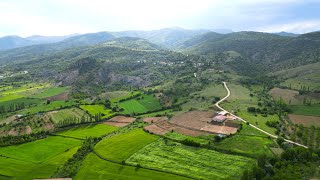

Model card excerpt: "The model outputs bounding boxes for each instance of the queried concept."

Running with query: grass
[31,87,68,99]
[118,94,162,114]
[289,104,320,117]
[0,94,25,103]
[56,124,118,139]
[19,100,76,115]
[164,132,211,145]
[0,146,79,180]
[0,97,43,109]
[80,104,114,119]
[137,109,173,118]
[126,139,256,179]
[75,153,190,180]
[95,128,158,162]
[0,136,81,163]
[48,107,89,124]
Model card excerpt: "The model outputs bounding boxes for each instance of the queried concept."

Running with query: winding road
[215,82,308,149]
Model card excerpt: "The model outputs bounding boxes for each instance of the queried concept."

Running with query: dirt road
[215,82,308,149]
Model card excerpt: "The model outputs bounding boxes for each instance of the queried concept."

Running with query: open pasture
[31,87,68,99]
[19,100,76,115]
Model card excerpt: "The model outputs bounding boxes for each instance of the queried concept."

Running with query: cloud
[0,0,319,36]
[257,20,320,33]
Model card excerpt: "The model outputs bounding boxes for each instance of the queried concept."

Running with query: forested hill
[178,31,320,72]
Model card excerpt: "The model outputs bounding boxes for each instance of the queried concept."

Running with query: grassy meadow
[80,104,114,118]
[56,124,118,139]
[48,108,89,124]
[118,94,162,114]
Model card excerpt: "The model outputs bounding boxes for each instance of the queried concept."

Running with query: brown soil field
[289,114,320,127]
[104,122,129,127]
[200,125,237,135]
[269,87,301,105]
[143,117,168,124]
[144,124,170,135]
[47,92,69,101]
[170,111,214,129]
[109,116,136,123]
[170,110,238,135]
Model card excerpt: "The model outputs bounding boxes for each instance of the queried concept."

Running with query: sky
[0,0,320,37]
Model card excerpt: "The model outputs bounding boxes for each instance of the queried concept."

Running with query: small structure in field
[16,114,23,118]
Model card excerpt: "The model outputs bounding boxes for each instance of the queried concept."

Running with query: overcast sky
[0,0,319,37]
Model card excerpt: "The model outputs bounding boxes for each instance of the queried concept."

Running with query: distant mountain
[0,36,34,51]
[25,34,77,44]
[111,28,210,48]
[181,31,320,74]
[0,34,78,51]
[0,32,115,65]
[274,31,300,37]
[101,37,162,50]
[212,29,233,34]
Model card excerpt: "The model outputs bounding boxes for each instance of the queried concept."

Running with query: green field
[126,139,255,179]
[56,124,118,139]
[100,91,141,103]
[19,100,76,115]
[0,136,81,163]
[0,146,78,180]
[48,107,89,124]
[0,93,25,103]
[289,104,320,117]
[0,97,43,109]
[31,87,68,99]
[118,94,162,114]
[75,153,190,180]
[80,104,114,118]
[164,132,211,145]
[95,129,158,162]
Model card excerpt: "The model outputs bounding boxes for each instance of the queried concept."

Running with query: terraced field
[48,108,89,124]
[80,105,114,119]
[126,139,256,179]
[56,124,118,139]
[94,129,158,162]
[75,153,190,180]
[19,100,76,115]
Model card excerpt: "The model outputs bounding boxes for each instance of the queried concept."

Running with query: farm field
[118,94,162,114]
[0,146,79,180]
[19,100,76,115]
[75,153,190,180]
[0,136,81,163]
[289,104,320,117]
[56,124,118,139]
[100,91,141,103]
[0,97,43,111]
[94,129,158,162]
[48,107,89,124]
[80,104,114,119]
[289,114,320,127]
[126,139,256,179]
[31,86,68,99]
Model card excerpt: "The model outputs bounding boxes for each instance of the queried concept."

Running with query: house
[209,115,227,125]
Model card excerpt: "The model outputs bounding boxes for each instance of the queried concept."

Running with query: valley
[0,28,319,180]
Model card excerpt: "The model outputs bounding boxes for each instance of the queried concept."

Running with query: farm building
[210,115,227,125]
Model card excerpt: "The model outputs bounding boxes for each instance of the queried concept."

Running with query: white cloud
[257,20,320,33]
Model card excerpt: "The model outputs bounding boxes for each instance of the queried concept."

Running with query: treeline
[0,102,26,114]
[52,137,101,178]
[56,113,105,128]
[0,131,49,147]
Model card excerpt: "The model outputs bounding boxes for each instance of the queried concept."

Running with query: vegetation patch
[48,108,89,124]
[118,94,162,115]
[31,87,68,99]
[289,104,320,117]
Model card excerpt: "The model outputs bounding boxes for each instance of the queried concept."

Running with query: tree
[247,107,256,113]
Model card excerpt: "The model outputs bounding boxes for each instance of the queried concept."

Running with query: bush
[247,107,256,113]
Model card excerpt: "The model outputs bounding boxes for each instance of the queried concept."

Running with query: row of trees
[56,113,104,128]
[0,131,49,147]
[0,102,26,114]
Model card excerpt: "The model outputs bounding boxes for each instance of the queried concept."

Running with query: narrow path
[215,82,308,149]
